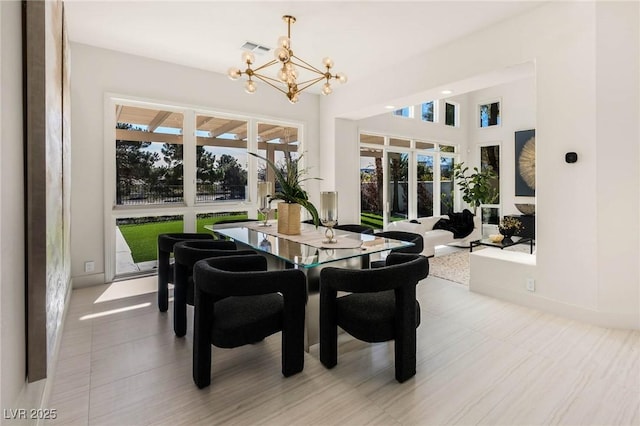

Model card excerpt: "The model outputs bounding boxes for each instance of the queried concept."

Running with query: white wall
[70,43,321,284]
[466,77,536,217]
[594,1,640,323]
[1,0,27,410]
[321,2,639,328]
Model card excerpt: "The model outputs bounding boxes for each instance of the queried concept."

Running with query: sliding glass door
[359,133,459,229]
[387,150,409,222]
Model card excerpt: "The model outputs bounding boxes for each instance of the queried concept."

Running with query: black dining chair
[333,224,375,235]
[370,230,424,268]
[319,253,429,383]
[157,233,214,312]
[192,254,307,388]
[172,240,255,337]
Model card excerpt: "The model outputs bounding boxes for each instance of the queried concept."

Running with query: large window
[108,99,304,280]
[387,151,409,221]
[195,115,248,203]
[440,156,456,215]
[115,106,184,205]
[359,133,459,228]
[479,144,501,235]
[417,152,434,217]
[360,146,384,229]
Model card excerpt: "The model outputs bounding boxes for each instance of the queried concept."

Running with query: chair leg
[157,250,170,312]
[173,284,187,337]
[281,296,305,377]
[173,264,187,337]
[193,292,213,389]
[319,289,338,369]
[394,326,417,383]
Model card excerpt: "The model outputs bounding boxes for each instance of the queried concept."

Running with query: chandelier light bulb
[274,47,290,62]
[244,80,257,94]
[227,67,241,80]
[322,57,334,69]
[241,51,255,65]
[278,67,288,82]
[228,15,346,103]
[277,35,290,49]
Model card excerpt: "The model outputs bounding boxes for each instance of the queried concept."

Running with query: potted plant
[250,151,320,234]
[498,216,523,239]
[452,163,499,215]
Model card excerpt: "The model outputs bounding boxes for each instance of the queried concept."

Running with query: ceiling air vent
[241,41,271,54]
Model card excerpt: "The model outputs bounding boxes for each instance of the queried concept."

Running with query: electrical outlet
[526,278,535,292]
[84,261,95,273]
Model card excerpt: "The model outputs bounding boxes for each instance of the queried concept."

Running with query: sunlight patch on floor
[94,275,158,303]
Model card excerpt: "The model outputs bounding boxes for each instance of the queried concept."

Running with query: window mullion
[182,110,196,231]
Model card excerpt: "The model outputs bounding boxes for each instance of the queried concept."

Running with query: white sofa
[385,215,481,257]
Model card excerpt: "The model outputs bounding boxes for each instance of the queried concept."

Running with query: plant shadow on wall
[452,163,499,215]
[250,152,320,232]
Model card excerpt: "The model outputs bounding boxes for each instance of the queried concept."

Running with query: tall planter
[278,202,301,235]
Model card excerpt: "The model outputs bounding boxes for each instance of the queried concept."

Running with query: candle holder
[320,191,338,243]
[257,182,272,227]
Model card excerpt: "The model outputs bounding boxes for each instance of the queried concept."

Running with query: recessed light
[441,90,453,95]
[385,105,395,109]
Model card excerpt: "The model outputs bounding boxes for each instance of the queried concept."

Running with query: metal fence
[116,183,246,205]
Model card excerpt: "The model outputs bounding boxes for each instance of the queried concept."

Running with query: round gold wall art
[518,136,536,190]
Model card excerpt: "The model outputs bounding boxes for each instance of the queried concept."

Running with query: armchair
[370,230,424,268]
[157,233,214,312]
[319,253,429,382]
[192,254,307,388]
[172,240,254,337]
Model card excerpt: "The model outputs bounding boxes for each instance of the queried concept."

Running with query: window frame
[104,94,305,281]
[358,131,460,228]
[420,101,437,123]
[478,98,502,129]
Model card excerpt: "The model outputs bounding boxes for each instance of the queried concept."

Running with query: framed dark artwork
[515,129,535,196]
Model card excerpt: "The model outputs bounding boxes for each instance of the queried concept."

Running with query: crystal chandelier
[227,15,347,104]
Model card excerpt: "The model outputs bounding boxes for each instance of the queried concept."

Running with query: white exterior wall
[70,43,321,285]
[321,2,639,328]
[1,0,27,411]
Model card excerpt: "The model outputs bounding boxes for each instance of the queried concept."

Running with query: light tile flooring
[49,275,639,425]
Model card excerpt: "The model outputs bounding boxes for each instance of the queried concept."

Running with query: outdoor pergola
[115,104,298,184]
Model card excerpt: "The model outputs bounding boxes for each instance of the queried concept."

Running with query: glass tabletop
[471,236,532,249]
[205,222,414,268]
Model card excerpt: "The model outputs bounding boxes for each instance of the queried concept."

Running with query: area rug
[429,244,532,286]
[429,250,472,286]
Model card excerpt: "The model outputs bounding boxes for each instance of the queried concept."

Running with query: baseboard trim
[72,272,106,288]
[471,282,639,330]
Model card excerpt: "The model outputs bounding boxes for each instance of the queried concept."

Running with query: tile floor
[48,273,639,425]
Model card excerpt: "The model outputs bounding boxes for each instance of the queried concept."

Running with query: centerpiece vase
[277,202,301,235]
[499,226,515,239]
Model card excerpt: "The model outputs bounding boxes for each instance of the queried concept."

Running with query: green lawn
[360,213,410,229]
[120,212,390,263]
[118,213,248,263]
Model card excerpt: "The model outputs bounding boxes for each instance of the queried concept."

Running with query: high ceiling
[64,1,545,95]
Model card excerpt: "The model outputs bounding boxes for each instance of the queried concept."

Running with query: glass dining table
[204,221,414,349]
